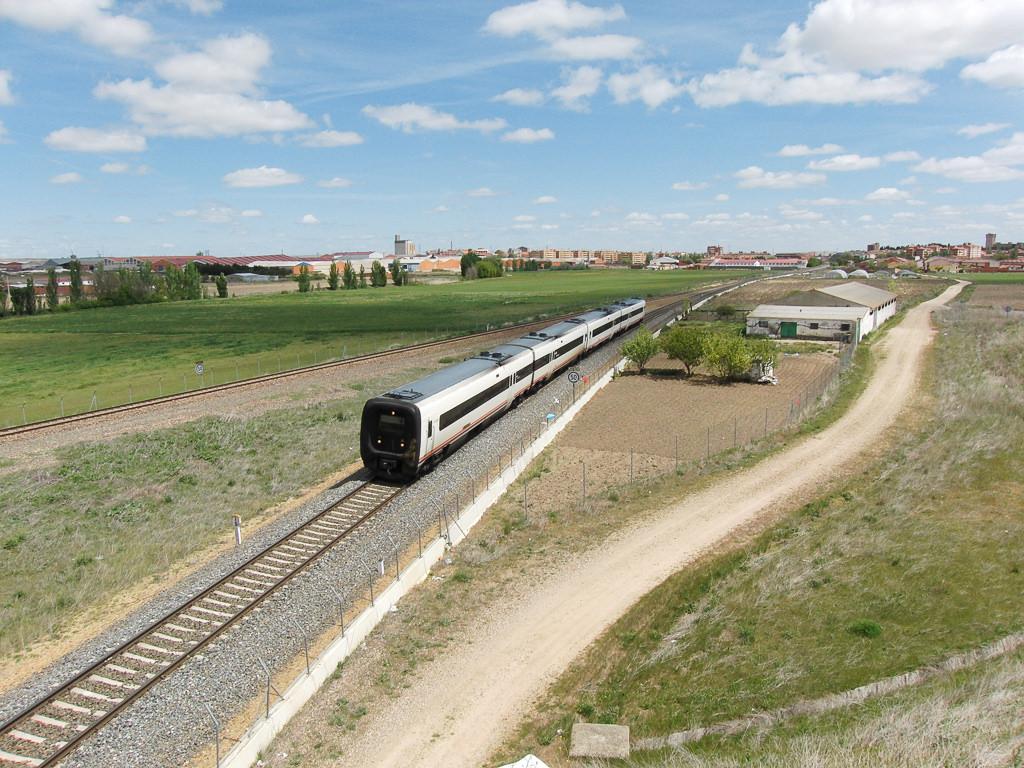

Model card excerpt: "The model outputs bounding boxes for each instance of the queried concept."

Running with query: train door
[425,417,435,458]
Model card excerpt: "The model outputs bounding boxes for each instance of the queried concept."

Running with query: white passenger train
[360,298,646,479]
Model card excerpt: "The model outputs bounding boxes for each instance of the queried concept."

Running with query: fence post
[289,617,310,675]
[203,702,221,768]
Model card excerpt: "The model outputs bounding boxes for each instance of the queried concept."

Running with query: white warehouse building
[746,282,898,342]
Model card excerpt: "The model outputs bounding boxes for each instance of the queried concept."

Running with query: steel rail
[0,481,401,767]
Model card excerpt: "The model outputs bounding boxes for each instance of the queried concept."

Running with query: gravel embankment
[0,316,654,768]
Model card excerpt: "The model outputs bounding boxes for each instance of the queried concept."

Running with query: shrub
[621,327,659,373]
[704,331,753,381]
[328,261,340,290]
[214,273,228,298]
[660,325,708,376]
[848,619,882,638]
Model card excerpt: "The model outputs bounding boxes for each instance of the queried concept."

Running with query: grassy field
[0,381,386,659]
[0,270,740,426]
[503,304,1024,761]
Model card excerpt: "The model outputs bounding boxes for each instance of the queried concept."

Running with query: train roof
[383,357,498,402]
[523,319,587,341]
[573,307,618,323]
[613,297,645,308]
[473,343,534,365]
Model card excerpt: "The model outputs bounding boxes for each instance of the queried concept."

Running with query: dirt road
[292,282,965,768]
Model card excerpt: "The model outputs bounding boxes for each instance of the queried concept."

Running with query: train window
[379,413,405,432]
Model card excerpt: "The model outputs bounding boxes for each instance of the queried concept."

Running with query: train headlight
[376,438,382,445]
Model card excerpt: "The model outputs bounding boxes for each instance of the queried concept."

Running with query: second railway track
[0,481,401,768]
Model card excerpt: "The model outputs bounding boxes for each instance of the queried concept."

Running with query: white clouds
[688,67,929,108]
[540,223,559,230]
[534,195,558,204]
[91,33,311,139]
[608,66,683,108]
[915,132,1024,183]
[714,193,730,202]
[779,205,823,221]
[0,69,12,105]
[551,65,602,111]
[625,211,659,225]
[865,187,911,202]
[493,88,545,106]
[240,209,263,217]
[468,187,497,197]
[484,0,625,39]
[318,177,353,189]
[807,153,881,172]
[550,34,642,60]
[514,214,536,222]
[734,166,826,189]
[786,0,1024,73]
[684,0,1024,108]
[0,0,153,56]
[662,212,689,220]
[671,181,708,191]
[777,143,842,157]
[501,127,555,143]
[883,150,922,163]
[45,126,146,152]
[50,172,83,185]
[300,130,364,147]
[961,45,1024,89]
[95,79,312,138]
[174,0,223,14]
[156,34,270,93]
[223,165,303,188]
[100,161,148,174]
[362,103,505,133]
[804,197,845,206]
[174,208,198,217]
[300,213,319,225]
[958,122,1010,139]
[432,205,449,213]
[113,214,132,223]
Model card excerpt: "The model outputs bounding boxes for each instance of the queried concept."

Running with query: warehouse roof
[816,282,895,309]
[747,304,870,321]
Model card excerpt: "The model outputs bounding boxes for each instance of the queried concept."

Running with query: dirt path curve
[332,282,965,768]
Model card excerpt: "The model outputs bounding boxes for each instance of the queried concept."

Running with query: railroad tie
[0,747,44,766]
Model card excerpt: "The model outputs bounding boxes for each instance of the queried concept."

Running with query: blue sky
[1,0,1022,258]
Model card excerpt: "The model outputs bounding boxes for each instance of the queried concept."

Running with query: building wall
[746,316,865,342]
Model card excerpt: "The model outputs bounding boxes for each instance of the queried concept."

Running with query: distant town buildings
[393,235,416,257]
[986,233,997,251]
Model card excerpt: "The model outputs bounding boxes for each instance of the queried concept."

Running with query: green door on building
[780,322,798,338]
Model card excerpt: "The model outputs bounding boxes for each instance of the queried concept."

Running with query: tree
[328,261,340,290]
[342,261,357,289]
[24,276,36,315]
[704,332,753,381]
[370,260,388,287]
[358,264,367,288]
[46,268,59,311]
[297,265,312,293]
[215,272,228,298]
[660,325,708,377]
[621,327,659,373]
[460,251,481,277]
[183,262,202,300]
[475,258,504,279]
[68,259,83,303]
[389,258,406,286]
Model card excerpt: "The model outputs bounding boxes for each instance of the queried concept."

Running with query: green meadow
[0,270,742,426]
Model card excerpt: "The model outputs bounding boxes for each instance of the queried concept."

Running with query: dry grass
[501,306,1024,762]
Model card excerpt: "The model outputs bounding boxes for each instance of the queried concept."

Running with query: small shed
[746,304,871,342]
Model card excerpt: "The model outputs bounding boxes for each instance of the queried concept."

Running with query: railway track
[0,292,696,441]
[0,481,401,767]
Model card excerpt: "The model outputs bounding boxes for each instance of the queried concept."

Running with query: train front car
[360,396,422,480]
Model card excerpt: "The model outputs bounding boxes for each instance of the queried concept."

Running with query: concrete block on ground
[569,722,630,759]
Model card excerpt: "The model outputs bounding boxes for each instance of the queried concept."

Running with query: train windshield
[378,412,406,432]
